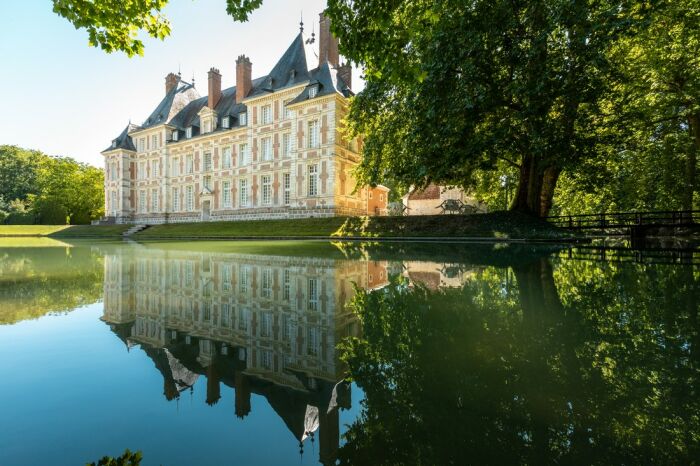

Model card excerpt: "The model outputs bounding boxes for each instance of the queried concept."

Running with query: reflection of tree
[339,259,700,465]
[0,246,103,324]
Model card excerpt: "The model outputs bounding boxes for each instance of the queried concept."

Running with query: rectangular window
[307,327,320,356]
[282,133,291,157]
[283,173,291,206]
[284,102,294,120]
[203,175,212,191]
[261,350,272,369]
[186,154,194,174]
[110,190,117,212]
[138,138,145,152]
[172,130,179,141]
[172,187,179,212]
[203,120,211,134]
[151,188,159,212]
[151,134,158,149]
[203,152,212,172]
[239,179,249,207]
[185,185,194,211]
[186,127,192,139]
[110,162,117,181]
[261,105,272,124]
[222,264,232,292]
[222,147,232,169]
[283,269,291,301]
[239,112,247,126]
[239,144,249,166]
[221,303,231,327]
[261,137,272,161]
[239,266,250,293]
[308,120,319,148]
[261,175,272,205]
[261,312,272,338]
[139,190,146,213]
[308,86,318,99]
[222,180,231,207]
[138,161,146,180]
[151,159,159,179]
[222,116,230,129]
[172,158,179,177]
[261,269,272,299]
[308,278,319,311]
[308,165,318,197]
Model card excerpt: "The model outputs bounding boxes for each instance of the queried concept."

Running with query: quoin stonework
[101,13,389,225]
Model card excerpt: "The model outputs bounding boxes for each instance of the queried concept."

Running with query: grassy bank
[0,212,575,241]
[0,225,131,237]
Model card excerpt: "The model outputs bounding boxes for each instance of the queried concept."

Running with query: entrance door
[202,200,211,221]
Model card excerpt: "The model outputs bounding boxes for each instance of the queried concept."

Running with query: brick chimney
[236,55,252,103]
[208,67,222,109]
[165,72,180,94]
[319,11,339,67]
[337,62,352,90]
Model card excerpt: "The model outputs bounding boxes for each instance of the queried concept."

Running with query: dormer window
[172,130,179,141]
[112,140,117,148]
[239,112,247,126]
[309,86,318,98]
[186,127,192,139]
[222,116,230,129]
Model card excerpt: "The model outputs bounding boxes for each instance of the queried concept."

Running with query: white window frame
[172,130,179,141]
[151,188,159,212]
[151,134,158,149]
[151,159,159,179]
[239,179,249,207]
[261,137,272,161]
[171,158,179,177]
[261,175,272,205]
[222,116,230,129]
[222,147,232,169]
[172,187,180,212]
[308,86,318,99]
[239,143,249,166]
[282,133,291,157]
[283,173,291,206]
[186,127,192,139]
[138,161,146,180]
[284,101,294,120]
[222,180,231,208]
[308,120,319,148]
[185,185,194,211]
[186,154,194,174]
[139,190,146,213]
[239,113,247,126]
[261,105,272,125]
[308,164,318,197]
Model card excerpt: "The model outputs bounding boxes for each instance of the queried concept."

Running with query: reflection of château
[101,245,388,465]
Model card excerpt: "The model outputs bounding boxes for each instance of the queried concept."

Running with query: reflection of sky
[0,304,360,466]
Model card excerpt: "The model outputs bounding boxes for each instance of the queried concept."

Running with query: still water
[0,238,698,465]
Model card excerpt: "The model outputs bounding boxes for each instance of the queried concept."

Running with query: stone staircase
[123,224,150,237]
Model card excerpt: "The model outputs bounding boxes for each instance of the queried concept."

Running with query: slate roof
[102,123,139,153]
[105,30,352,148]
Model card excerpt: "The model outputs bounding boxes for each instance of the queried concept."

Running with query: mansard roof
[106,30,352,146]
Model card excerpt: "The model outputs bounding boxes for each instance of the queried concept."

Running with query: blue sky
[0,0,359,166]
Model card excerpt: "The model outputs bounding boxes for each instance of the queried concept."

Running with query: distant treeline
[0,145,104,225]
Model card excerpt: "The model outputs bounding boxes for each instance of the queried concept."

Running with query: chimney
[319,11,339,67]
[208,67,222,109]
[236,55,252,103]
[337,62,352,90]
[165,72,180,94]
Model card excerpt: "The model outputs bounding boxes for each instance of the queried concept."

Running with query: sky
[0,0,361,167]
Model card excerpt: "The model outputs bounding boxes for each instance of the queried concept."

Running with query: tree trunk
[686,113,699,212]
[510,155,559,217]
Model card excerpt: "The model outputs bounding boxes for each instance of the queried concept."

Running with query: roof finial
[299,12,304,33]
[305,21,316,44]
[192,71,195,87]
[178,63,181,77]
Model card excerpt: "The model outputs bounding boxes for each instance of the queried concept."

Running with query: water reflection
[101,244,389,464]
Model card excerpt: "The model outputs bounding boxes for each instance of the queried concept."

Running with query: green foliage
[87,449,142,466]
[0,146,104,225]
[338,258,700,464]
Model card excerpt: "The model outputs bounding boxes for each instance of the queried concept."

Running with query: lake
[0,239,698,465]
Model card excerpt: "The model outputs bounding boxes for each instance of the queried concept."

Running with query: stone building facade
[101,13,388,225]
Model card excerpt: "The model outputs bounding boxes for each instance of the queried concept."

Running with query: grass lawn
[0,224,131,237]
[135,211,573,240]
[0,212,575,241]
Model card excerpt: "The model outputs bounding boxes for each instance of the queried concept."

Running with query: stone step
[123,224,150,236]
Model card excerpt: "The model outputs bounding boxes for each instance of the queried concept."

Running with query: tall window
[282,133,291,157]
[151,188,159,212]
[151,134,158,149]
[222,180,231,207]
[203,152,212,172]
[308,120,319,148]
[261,313,272,338]
[283,269,291,301]
[261,105,272,124]
[222,147,232,169]
[186,154,194,174]
[239,144,249,166]
[239,179,249,207]
[308,86,318,99]
[283,173,291,206]
[110,162,117,181]
[138,138,145,152]
[185,185,194,211]
[239,112,247,126]
[185,127,192,139]
[308,165,318,196]
[261,175,272,205]
[172,158,179,177]
[151,159,159,178]
[308,278,319,311]
[172,187,179,212]
[138,161,146,180]
[110,190,117,212]
[261,269,272,299]
[261,137,272,161]
[203,175,212,191]
[284,101,294,120]
[139,190,146,212]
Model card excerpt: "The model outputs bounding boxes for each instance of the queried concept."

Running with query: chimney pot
[165,72,180,95]
[208,67,222,109]
[337,62,352,91]
[319,11,339,67]
[236,55,253,103]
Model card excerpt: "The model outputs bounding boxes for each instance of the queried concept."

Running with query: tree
[0,145,43,203]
